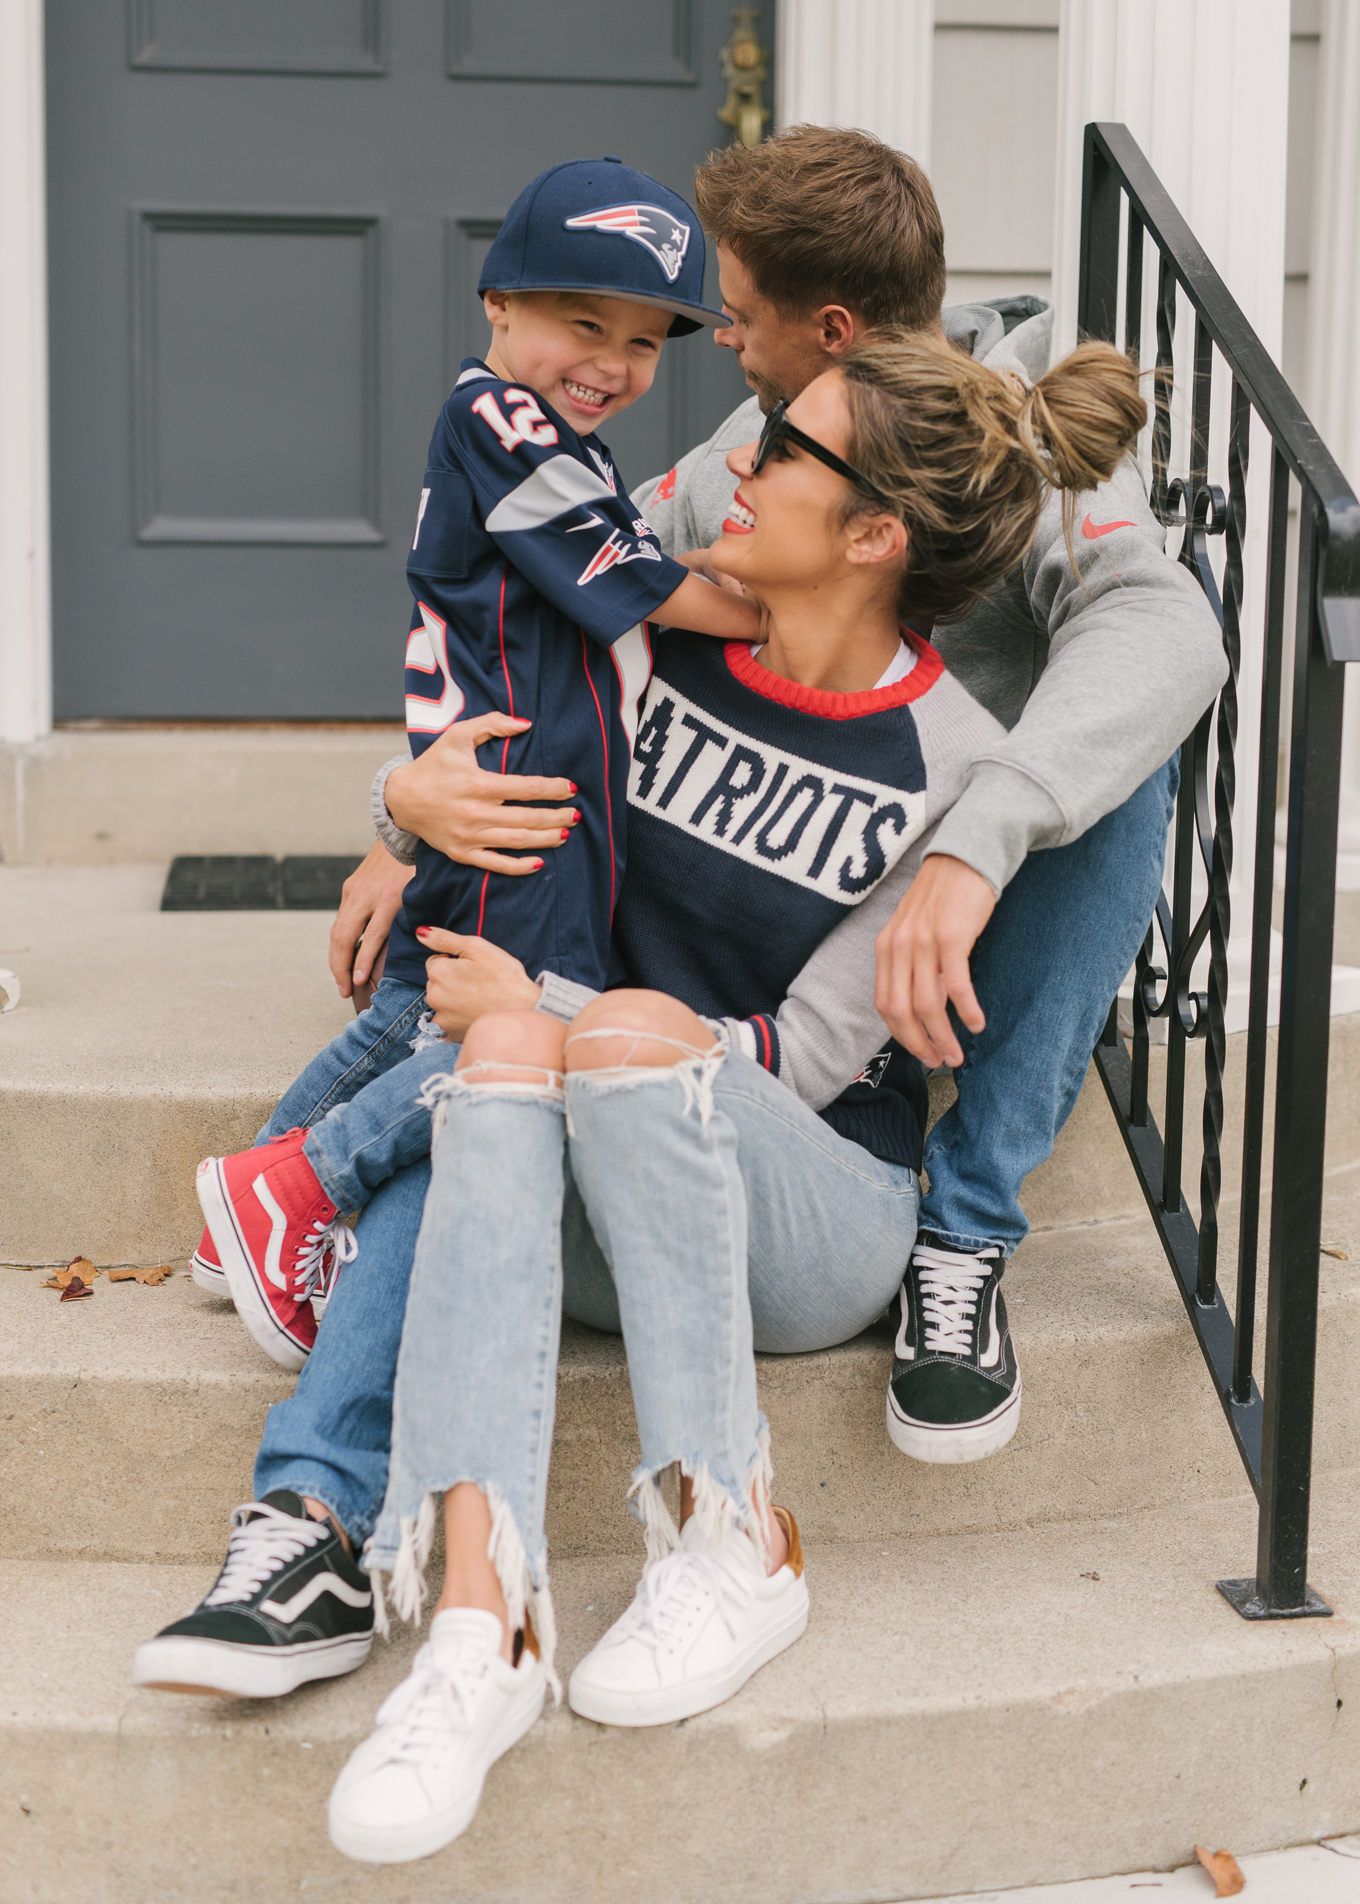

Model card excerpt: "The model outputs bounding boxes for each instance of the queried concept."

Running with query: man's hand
[419,928,542,1041]
[330,841,416,1005]
[385,713,578,872]
[874,855,997,1068]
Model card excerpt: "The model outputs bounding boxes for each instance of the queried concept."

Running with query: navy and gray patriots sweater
[612,631,1007,1172]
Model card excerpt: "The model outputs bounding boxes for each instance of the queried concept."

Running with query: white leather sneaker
[568,1505,808,1728]
[328,1607,545,1865]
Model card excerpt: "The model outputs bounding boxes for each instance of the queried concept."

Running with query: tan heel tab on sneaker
[771,1506,804,1577]
[519,1611,541,1661]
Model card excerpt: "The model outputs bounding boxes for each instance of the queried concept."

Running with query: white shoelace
[204,1500,327,1606]
[912,1244,995,1356]
[620,1545,757,1652]
[291,1217,359,1301]
[373,1650,488,1765]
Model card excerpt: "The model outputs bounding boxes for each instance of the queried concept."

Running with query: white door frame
[0,0,50,747]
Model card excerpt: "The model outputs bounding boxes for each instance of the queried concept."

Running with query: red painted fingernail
[560,828,571,841]
[416,926,431,938]
[531,858,544,870]
[571,809,581,824]
[568,782,578,794]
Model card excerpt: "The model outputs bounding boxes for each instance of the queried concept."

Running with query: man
[133,127,1223,1705]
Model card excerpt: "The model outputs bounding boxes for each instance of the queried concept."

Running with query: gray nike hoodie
[633,296,1227,896]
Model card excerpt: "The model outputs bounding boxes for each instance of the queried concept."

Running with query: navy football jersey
[384,359,688,991]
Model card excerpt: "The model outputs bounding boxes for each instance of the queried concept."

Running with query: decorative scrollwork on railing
[1195,386,1250,1303]
[1151,252,1178,524]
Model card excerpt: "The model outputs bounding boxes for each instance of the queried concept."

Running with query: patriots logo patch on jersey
[852,1049,892,1090]
[577,528,663,585]
[564,204,692,284]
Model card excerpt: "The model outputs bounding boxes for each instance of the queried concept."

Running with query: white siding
[931,4,1060,309]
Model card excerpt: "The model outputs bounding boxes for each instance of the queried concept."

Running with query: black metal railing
[1079,122,1360,1618]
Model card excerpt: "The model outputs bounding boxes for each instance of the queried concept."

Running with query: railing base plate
[1216,1578,1333,1620]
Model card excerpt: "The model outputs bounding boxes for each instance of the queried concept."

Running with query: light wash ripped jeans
[364,1038,919,1680]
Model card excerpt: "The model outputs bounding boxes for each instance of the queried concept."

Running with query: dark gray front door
[46,1,766,718]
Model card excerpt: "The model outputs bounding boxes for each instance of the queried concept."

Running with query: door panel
[446,0,694,83]
[127,1,385,75]
[134,212,381,543]
[47,0,765,718]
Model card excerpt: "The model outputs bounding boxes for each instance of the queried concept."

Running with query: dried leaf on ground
[1321,1244,1349,1260]
[1194,1844,1246,1895]
[42,1257,100,1290]
[58,1277,94,1302]
[107,1264,174,1286]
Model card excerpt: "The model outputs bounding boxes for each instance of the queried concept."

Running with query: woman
[326,334,1146,1865]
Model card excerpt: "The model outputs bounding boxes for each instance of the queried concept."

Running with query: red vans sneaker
[190,1225,228,1294]
[196,1130,355,1371]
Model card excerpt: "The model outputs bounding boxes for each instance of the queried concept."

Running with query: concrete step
[4,1475,1359,1904]
[0,865,355,1265]
[9,1163,1360,1569]
[0,727,405,865]
[6,865,1360,1267]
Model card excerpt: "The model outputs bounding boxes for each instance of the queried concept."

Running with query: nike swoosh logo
[253,1174,289,1291]
[261,1572,372,1623]
[1081,514,1135,539]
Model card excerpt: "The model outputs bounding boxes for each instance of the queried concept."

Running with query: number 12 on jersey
[471,388,560,453]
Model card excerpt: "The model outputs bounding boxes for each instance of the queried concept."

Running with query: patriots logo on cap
[564,204,691,284]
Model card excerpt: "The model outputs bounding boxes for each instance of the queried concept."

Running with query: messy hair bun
[840,333,1147,621]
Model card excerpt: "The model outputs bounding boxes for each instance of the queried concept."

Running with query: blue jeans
[919,755,1179,1255]
[259,976,452,1211]
[259,1048,918,1550]
[256,760,1176,1541]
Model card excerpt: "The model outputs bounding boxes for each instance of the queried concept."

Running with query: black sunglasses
[751,400,893,506]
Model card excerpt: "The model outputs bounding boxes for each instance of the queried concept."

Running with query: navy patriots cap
[478,156,724,337]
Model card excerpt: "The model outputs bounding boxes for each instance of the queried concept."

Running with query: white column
[775,0,933,166]
[1049,3,1334,1033]
[1051,0,1291,362]
[0,0,50,746]
[1306,0,1360,889]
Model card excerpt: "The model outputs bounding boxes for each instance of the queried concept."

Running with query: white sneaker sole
[886,1372,1022,1464]
[196,1158,309,1373]
[568,1575,810,1728]
[190,1249,229,1294]
[132,1629,371,1698]
[328,1670,546,1864]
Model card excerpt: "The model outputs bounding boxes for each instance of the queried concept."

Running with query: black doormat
[161,855,364,912]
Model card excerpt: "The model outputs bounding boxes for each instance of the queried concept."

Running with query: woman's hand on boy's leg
[385,713,579,873]
[419,929,541,1041]
[329,843,415,1001]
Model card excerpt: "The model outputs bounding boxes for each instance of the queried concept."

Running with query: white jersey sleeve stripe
[485,454,618,534]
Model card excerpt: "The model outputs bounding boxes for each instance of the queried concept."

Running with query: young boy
[194,158,759,1371]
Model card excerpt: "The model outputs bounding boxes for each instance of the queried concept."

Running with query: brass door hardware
[718,7,769,147]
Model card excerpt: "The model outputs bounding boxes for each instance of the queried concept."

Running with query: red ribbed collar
[722,626,943,720]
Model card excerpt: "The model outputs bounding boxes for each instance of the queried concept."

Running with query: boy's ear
[483,288,512,326]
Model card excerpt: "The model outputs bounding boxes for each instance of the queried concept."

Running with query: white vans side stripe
[252,1175,289,1292]
[261,1572,372,1623]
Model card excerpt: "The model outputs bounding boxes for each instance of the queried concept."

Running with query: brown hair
[838,336,1148,621]
[694,125,946,331]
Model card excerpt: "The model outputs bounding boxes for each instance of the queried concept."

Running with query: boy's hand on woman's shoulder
[385,713,580,871]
